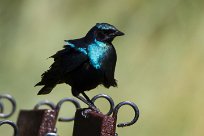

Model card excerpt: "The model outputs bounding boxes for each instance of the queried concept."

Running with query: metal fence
[0,94,139,136]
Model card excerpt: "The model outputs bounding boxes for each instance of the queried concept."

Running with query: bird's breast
[87,41,111,69]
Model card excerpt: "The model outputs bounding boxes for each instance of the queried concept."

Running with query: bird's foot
[76,95,100,113]
[89,104,100,113]
[81,105,100,119]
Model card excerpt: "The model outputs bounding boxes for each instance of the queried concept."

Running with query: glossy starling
[35,23,124,110]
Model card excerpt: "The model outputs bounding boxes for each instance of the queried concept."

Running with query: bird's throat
[88,39,110,69]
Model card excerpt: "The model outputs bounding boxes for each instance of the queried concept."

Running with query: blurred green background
[1,0,204,135]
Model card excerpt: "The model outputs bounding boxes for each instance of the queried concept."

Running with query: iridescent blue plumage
[65,39,111,69]
[65,41,87,55]
[36,23,124,110]
[96,23,117,31]
[88,39,110,69]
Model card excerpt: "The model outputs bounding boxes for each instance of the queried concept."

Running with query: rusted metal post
[17,109,57,136]
[16,98,80,136]
[73,101,140,136]
[73,108,116,136]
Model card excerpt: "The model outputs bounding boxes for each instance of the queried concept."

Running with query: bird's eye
[97,31,105,40]
[104,30,114,35]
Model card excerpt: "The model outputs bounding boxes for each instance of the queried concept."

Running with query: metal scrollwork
[0,120,19,136]
[113,101,139,127]
[56,98,81,122]
[0,94,16,118]
[34,100,56,110]
[91,94,115,116]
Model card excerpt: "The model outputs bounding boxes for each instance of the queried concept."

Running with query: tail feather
[35,82,43,87]
[37,85,55,95]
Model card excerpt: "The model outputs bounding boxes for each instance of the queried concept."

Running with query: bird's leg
[81,92,94,105]
[81,92,100,112]
[76,93,100,112]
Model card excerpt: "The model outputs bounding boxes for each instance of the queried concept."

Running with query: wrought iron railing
[0,93,139,136]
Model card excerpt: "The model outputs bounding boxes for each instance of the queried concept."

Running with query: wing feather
[36,47,88,86]
[101,46,117,88]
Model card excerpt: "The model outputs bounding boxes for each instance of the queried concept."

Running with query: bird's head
[86,23,125,44]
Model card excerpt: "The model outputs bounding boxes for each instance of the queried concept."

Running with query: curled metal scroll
[0,102,4,113]
[113,101,139,127]
[56,98,81,122]
[33,98,81,122]
[91,94,115,116]
[0,94,16,118]
[34,100,56,110]
[0,120,19,136]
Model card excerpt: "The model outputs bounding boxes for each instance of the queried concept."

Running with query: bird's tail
[37,85,55,95]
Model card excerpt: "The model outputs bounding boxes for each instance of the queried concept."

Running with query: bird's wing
[50,45,88,73]
[36,45,88,86]
[101,46,117,87]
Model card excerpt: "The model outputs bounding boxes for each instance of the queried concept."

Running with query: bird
[35,23,124,110]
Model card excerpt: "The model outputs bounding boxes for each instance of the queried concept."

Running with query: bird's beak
[114,30,125,36]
